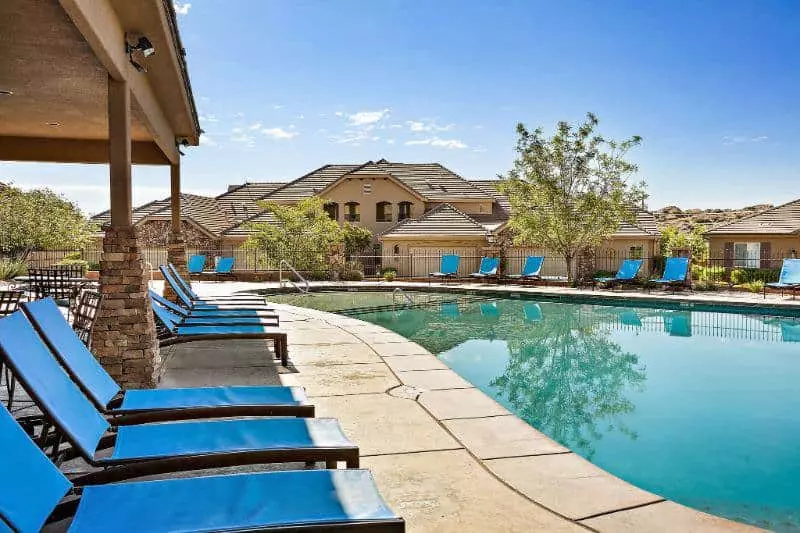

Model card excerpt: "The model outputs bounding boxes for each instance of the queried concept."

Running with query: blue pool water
[270,291,800,531]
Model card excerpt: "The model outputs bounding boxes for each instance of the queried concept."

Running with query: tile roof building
[91,160,661,272]
[705,199,800,267]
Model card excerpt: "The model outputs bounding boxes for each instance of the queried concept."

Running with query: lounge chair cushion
[215,256,235,274]
[173,324,284,337]
[70,469,399,533]
[180,316,279,326]
[23,298,122,407]
[0,403,72,533]
[109,417,351,461]
[118,386,309,412]
[187,255,206,274]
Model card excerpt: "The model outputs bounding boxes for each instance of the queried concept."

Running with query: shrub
[692,265,726,283]
[650,255,666,278]
[693,280,720,291]
[87,261,101,271]
[730,268,780,285]
[305,269,331,281]
[742,280,765,293]
[592,270,615,280]
[0,259,27,281]
[339,269,364,281]
[384,270,396,282]
[56,257,88,275]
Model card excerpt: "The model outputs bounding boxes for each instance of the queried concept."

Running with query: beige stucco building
[705,199,800,268]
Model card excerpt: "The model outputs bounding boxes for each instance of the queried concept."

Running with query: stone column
[92,225,161,388]
[91,76,161,388]
[576,247,597,285]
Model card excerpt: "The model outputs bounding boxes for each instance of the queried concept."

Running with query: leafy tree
[0,185,96,260]
[342,222,373,257]
[499,113,647,283]
[243,197,343,270]
[660,224,708,260]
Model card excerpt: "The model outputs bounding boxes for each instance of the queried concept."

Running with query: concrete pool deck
[159,281,771,532]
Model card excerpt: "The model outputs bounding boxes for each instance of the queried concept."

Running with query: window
[344,202,360,222]
[734,242,760,268]
[323,202,339,221]
[393,244,400,255]
[398,201,412,221]
[629,246,643,260]
[376,201,392,222]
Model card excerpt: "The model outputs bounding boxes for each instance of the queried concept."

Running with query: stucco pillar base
[165,232,189,302]
[91,226,161,388]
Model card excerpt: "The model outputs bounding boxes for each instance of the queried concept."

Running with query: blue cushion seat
[215,256,235,274]
[595,259,643,285]
[470,257,500,278]
[70,469,400,533]
[150,290,276,318]
[429,254,460,277]
[187,254,206,274]
[766,259,800,290]
[109,417,351,462]
[650,257,689,284]
[0,401,401,533]
[506,256,544,279]
[118,386,308,412]
[167,263,265,302]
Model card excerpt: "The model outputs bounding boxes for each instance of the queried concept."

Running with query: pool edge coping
[275,301,764,532]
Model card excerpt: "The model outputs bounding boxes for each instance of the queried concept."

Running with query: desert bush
[692,265,726,282]
[741,280,765,293]
[339,269,364,281]
[383,270,396,282]
[730,268,779,285]
[0,259,27,280]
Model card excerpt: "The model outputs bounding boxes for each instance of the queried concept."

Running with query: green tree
[660,224,708,260]
[342,222,373,257]
[0,185,96,260]
[243,197,343,270]
[499,113,647,283]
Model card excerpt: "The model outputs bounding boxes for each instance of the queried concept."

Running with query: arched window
[393,244,400,255]
[323,202,339,221]
[376,201,392,222]
[344,202,360,222]
[398,201,412,221]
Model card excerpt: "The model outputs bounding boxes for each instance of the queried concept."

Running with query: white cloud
[232,127,243,134]
[406,120,455,132]
[334,111,344,117]
[234,112,244,118]
[199,113,218,123]
[248,121,262,130]
[273,104,285,110]
[405,137,468,149]
[199,134,216,146]
[261,127,298,139]
[174,2,191,15]
[722,135,769,145]
[347,109,390,126]
[386,139,396,145]
[389,124,403,129]
[231,133,256,146]
[471,147,487,153]
[296,114,305,120]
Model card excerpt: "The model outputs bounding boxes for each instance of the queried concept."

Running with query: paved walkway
[161,281,766,532]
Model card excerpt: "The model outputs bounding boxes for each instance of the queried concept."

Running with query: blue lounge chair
[150,299,290,365]
[168,263,260,302]
[506,256,544,282]
[150,290,279,326]
[649,257,690,291]
[470,257,500,281]
[216,256,235,274]
[594,259,643,289]
[161,265,267,310]
[480,301,500,318]
[0,403,403,533]
[619,310,643,327]
[21,298,311,423]
[187,254,206,274]
[440,301,461,318]
[429,254,460,284]
[0,311,359,484]
[765,258,800,298]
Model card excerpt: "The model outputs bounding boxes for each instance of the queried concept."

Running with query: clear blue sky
[2,0,798,215]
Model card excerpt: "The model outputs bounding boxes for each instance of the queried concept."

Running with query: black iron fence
[4,246,797,287]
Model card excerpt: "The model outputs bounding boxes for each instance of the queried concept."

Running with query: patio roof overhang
[0,0,200,166]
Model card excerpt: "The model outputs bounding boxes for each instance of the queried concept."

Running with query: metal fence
[7,246,797,286]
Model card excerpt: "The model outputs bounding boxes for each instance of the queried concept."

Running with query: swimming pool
[269,291,800,531]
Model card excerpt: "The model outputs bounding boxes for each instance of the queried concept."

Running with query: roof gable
[705,198,800,235]
[379,203,489,239]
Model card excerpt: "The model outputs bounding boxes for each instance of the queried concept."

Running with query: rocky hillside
[653,204,773,233]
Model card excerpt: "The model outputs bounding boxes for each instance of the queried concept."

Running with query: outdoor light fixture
[125,33,155,72]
